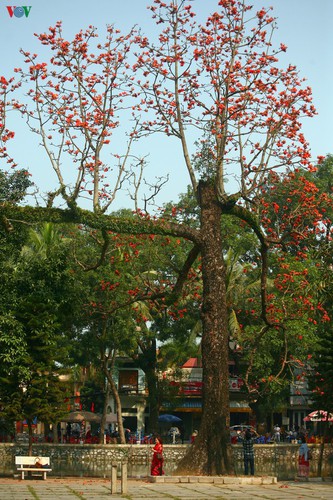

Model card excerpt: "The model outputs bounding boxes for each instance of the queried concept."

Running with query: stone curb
[148,475,277,484]
[295,476,333,482]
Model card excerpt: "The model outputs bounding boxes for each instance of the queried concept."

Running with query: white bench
[15,456,52,480]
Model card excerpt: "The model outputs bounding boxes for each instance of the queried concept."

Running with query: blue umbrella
[158,414,182,423]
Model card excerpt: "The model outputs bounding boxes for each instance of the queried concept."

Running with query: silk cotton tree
[0,0,317,474]
[131,0,316,473]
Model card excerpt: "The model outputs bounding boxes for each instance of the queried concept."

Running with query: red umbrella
[303,410,333,422]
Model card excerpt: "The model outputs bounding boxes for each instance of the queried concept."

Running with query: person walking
[150,436,164,476]
[273,424,281,442]
[240,429,259,476]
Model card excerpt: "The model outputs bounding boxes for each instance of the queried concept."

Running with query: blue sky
[0,0,332,208]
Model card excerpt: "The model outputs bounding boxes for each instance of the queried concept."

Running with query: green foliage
[314,154,333,195]
[79,379,105,414]
[308,313,333,414]
[158,338,199,371]
[0,223,76,426]
[0,315,27,366]
[0,169,33,262]
[0,169,32,204]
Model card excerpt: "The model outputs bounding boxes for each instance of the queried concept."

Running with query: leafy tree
[301,155,333,475]
[0,169,32,204]
[0,169,33,265]
[64,227,152,442]
[307,324,333,476]
[80,378,105,414]
[308,327,333,416]
[0,291,69,453]
[0,224,78,452]
[65,223,197,437]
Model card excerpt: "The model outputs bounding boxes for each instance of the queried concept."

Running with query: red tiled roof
[182,357,202,368]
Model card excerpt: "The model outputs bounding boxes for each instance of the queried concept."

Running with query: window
[119,370,138,393]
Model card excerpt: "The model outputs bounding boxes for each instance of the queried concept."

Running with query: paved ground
[0,477,333,500]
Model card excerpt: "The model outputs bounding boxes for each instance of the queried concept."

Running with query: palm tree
[21,222,67,260]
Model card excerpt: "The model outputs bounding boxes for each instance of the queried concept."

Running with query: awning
[162,400,251,413]
[230,401,251,413]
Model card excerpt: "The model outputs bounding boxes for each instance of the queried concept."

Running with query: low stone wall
[0,443,332,480]
[233,443,333,479]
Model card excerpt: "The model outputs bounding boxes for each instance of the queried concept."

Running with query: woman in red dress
[150,436,164,476]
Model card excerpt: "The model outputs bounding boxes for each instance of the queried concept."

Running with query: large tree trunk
[52,423,58,443]
[177,181,231,475]
[145,364,159,435]
[28,420,33,456]
[136,338,159,434]
[104,361,126,444]
[99,381,111,445]
[317,421,329,477]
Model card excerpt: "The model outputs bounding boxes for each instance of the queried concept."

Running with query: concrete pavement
[0,477,333,500]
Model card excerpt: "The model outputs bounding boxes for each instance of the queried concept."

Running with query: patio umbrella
[61,411,102,423]
[104,413,118,424]
[158,414,182,424]
[303,410,333,422]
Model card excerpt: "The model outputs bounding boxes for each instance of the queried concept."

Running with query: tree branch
[0,203,201,244]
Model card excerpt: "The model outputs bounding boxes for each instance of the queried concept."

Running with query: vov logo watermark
[6,6,32,18]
